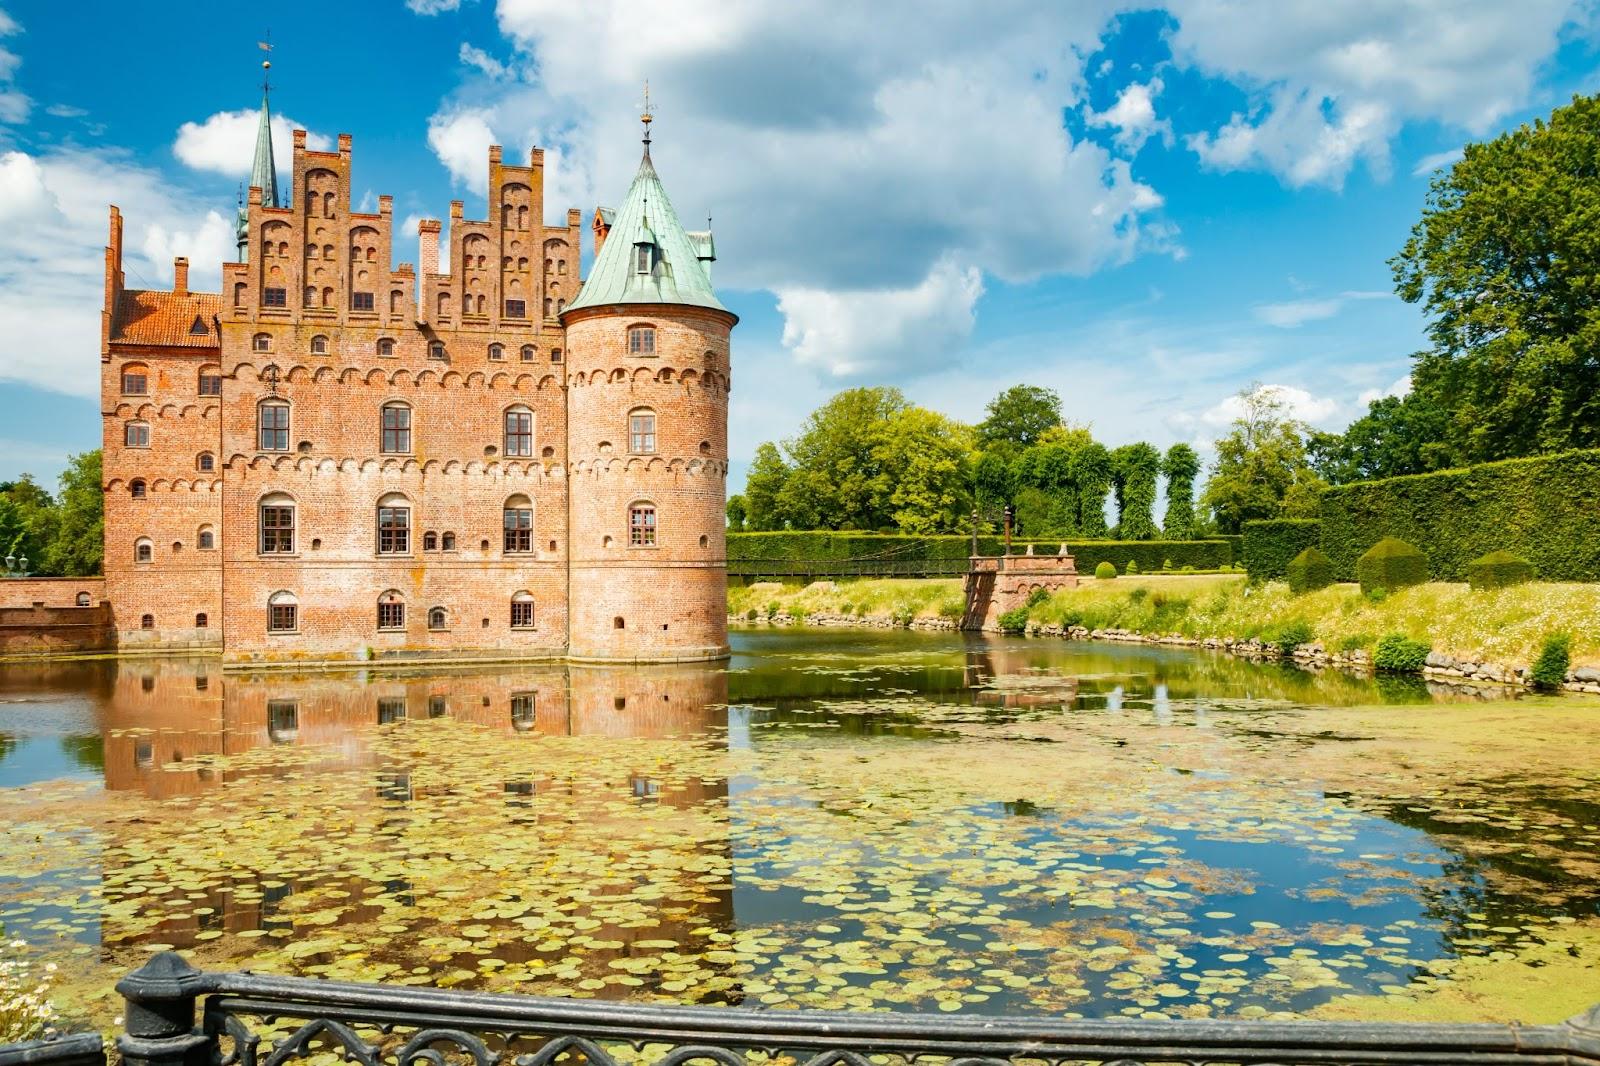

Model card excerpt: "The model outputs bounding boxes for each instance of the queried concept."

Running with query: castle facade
[99,91,734,666]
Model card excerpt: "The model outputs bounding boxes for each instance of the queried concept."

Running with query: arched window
[75,592,90,606]
[428,340,446,360]
[257,401,289,451]
[377,337,395,358]
[129,479,147,499]
[134,538,153,563]
[124,421,150,448]
[377,589,405,630]
[197,452,214,472]
[629,502,657,547]
[519,344,536,363]
[503,495,533,552]
[304,285,317,307]
[423,531,438,552]
[390,290,403,315]
[197,526,215,550]
[428,606,447,630]
[259,492,295,554]
[310,335,329,355]
[488,343,505,362]
[121,364,148,395]
[628,408,657,454]
[377,493,410,555]
[198,366,222,396]
[510,590,535,629]
[627,325,656,356]
[441,531,456,551]
[380,402,411,453]
[140,614,155,630]
[503,405,533,456]
[252,333,271,352]
[543,297,552,317]
[268,590,297,633]
[195,613,208,629]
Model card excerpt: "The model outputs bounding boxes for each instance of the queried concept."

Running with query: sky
[0,0,1597,493]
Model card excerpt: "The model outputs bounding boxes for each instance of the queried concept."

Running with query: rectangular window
[428,695,448,718]
[268,602,297,632]
[258,404,289,451]
[381,405,411,453]
[378,507,410,554]
[351,291,375,311]
[262,287,287,308]
[629,412,656,454]
[504,509,533,552]
[260,507,295,554]
[377,602,405,631]
[505,299,526,318]
[511,692,535,723]
[635,245,652,274]
[511,600,535,628]
[124,422,150,448]
[628,327,656,356]
[504,411,533,456]
[122,372,147,395]
[198,373,222,396]
[630,505,656,547]
[377,696,407,721]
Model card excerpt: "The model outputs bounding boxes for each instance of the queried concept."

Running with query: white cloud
[1167,0,1586,187]
[459,43,510,80]
[0,5,29,126]
[1359,374,1412,405]
[1411,147,1463,177]
[1194,383,1342,429]
[0,147,231,398]
[426,107,497,192]
[1253,289,1388,328]
[173,110,332,178]
[775,258,984,377]
[406,0,462,13]
[1087,77,1171,154]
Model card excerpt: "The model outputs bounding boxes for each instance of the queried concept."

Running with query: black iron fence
[728,557,973,580]
[15,952,1586,1066]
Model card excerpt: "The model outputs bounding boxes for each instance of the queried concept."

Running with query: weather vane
[259,35,273,93]
[640,80,654,143]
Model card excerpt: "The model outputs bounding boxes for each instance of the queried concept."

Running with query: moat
[1,629,1597,1027]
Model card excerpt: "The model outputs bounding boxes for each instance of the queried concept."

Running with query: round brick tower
[561,124,736,662]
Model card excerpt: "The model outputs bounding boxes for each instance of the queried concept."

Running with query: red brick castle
[100,82,734,666]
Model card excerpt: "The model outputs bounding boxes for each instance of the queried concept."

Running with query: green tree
[1392,94,1600,462]
[784,387,910,529]
[1308,390,1455,483]
[1160,442,1200,538]
[0,474,59,574]
[873,407,974,534]
[725,494,747,533]
[1110,442,1160,540]
[742,442,790,531]
[1071,442,1112,538]
[977,385,1062,450]
[1201,386,1325,534]
[43,451,103,577]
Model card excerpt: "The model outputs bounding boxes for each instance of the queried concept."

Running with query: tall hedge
[1241,519,1322,581]
[1317,449,1600,581]
[726,532,1235,577]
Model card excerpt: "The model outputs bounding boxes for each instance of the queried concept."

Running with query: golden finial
[640,79,654,144]
[259,36,273,92]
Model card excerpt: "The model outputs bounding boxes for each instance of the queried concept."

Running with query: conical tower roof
[236,84,280,258]
[564,144,727,315]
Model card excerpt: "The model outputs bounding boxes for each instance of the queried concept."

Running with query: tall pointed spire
[237,44,280,261]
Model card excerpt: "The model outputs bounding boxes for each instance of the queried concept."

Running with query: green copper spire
[236,57,279,261]
[564,126,727,317]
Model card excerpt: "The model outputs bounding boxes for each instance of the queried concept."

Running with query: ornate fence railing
[80,952,1600,1066]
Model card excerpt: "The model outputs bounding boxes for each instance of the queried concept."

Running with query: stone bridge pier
[962,547,1078,631]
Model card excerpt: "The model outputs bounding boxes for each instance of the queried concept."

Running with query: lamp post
[3,553,29,578]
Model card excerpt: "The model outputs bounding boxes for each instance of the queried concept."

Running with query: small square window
[121,371,147,395]
[268,602,297,632]
[378,600,405,630]
[198,373,222,396]
[505,299,526,318]
[262,287,287,308]
[351,291,375,311]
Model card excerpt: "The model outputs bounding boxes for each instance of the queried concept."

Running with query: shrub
[1268,619,1315,657]
[1026,586,1051,608]
[1095,561,1118,579]
[1336,633,1372,653]
[744,608,758,621]
[1242,519,1322,581]
[1373,632,1431,674]
[1162,558,1174,571]
[997,606,1030,633]
[764,601,780,620]
[1467,550,1536,590]
[937,600,965,620]
[1531,632,1571,691]
[790,605,809,623]
[890,606,915,627]
[1125,559,1140,575]
[1356,537,1428,596]
[1129,586,1149,603]
[1285,547,1336,594]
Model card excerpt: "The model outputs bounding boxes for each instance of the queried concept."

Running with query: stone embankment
[731,613,1600,695]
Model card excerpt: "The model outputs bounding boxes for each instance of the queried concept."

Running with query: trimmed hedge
[1242,519,1322,581]
[1467,550,1535,590]
[1285,547,1336,594]
[726,533,1235,577]
[1094,561,1117,579]
[1357,537,1429,595]
[1318,448,1600,582]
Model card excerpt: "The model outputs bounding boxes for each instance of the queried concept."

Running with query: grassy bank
[730,574,1600,669]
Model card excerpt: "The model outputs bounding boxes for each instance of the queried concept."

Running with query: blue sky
[1,0,1596,492]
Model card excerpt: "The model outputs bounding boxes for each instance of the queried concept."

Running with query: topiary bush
[1242,519,1323,582]
[1530,632,1571,691]
[1373,632,1431,673]
[1467,550,1535,590]
[1357,537,1429,596]
[1095,561,1117,579]
[726,532,1236,578]
[1125,560,1140,575]
[997,606,1030,633]
[1285,547,1336,594]
[745,608,758,621]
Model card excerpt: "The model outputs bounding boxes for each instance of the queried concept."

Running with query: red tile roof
[112,289,222,349]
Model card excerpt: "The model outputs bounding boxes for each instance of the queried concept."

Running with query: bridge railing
[728,557,972,579]
[83,952,1600,1066]
[0,1034,103,1066]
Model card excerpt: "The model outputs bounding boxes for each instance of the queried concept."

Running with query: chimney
[172,257,189,294]
[418,219,441,277]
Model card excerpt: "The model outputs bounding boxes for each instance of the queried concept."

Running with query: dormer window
[635,243,655,274]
